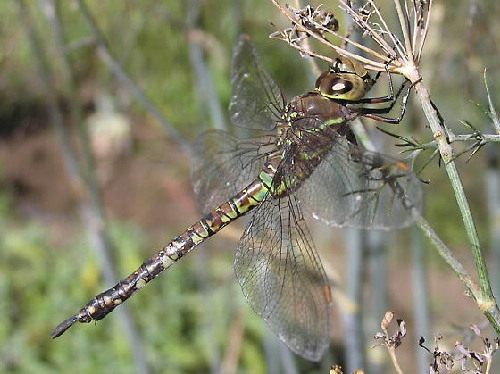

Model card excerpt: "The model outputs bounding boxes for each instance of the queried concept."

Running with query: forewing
[229,35,284,131]
[298,136,423,229]
[191,129,267,213]
[234,194,332,361]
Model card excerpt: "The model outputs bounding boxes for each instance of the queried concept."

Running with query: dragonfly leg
[350,61,399,105]
[355,80,412,124]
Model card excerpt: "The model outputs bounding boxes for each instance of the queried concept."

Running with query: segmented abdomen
[51,164,274,338]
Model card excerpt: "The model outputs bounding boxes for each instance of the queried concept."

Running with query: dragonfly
[52,35,422,361]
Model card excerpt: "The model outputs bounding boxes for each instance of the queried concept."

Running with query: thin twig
[187,0,227,131]
[269,0,389,69]
[416,0,433,61]
[484,69,500,135]
[366,0,405,58]
[411,78,500,332]
[386,346,404,374]
[291,0,323,76]
[340,0,398,59]
[393,0,414,62]
[414,134,500,152]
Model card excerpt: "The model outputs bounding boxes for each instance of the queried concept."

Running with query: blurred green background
[0,0,498,373]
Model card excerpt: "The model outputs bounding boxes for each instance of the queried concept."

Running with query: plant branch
[484,69,500,135]
[393,0,413,62]
[270,0,500,333]
[405,65,500,333]
[269,0,390,69]
[346,0,500,333]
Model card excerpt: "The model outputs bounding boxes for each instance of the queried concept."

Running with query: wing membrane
[298,135,422,229]
[229,36,284,130]
[234,194,332,361]
[191,129,270,213]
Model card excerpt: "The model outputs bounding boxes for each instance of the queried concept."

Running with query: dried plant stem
[406,66,500,333]
[392,0,413,62]
[386,346,404,374]
[390,0,500,333]
[410,227,430,373]
[289,0,323,76]
[484,70,500,135]
[340,0,399,60]
[269,0,388,69]
[423,134,500,147]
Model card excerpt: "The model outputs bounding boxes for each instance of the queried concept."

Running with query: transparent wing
[229,35,284,130]
[234,193,332,361]
[297,135,423,229]
[191,129,271,213]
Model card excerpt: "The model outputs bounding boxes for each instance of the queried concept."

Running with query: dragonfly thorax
[286,92,356,130]
[271,95,354,198]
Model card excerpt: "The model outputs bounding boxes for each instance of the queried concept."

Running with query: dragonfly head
[315,57,375,101]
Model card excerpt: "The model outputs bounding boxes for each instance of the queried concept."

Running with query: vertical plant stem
[386,345,404,374]
[343,3,368,369]
[410,227,429,374]
[187,0,226,131]
[392,0,413,62]
[263,328,284,374]
[407,178,500,332]
[485,74,500,300]
[486,146,500,301]
[412,78,498,318]
[220,306,245,374]
[392,0,499,326]
[344,228,366,372]
[185,1,223,372]
[278,340,299,374]
[367,230,388,374]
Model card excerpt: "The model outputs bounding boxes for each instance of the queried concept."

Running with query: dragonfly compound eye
[316,72,368,101]
[332,56,355,73]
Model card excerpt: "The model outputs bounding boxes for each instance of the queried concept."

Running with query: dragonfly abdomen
[51,165,274,338]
